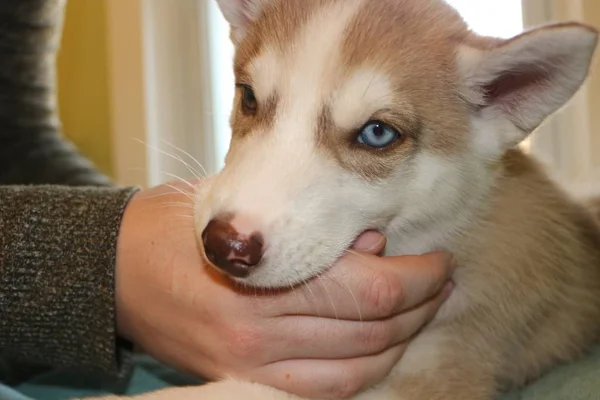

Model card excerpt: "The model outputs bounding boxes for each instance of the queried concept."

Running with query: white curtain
[523,0,600,186]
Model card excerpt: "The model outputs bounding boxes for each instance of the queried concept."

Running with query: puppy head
[195,0,598,288]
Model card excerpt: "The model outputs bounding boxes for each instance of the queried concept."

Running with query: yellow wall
[56,0,113,177]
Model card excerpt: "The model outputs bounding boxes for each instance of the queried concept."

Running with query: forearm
[0,0,110,186]
[0,0,140,385]
[0,185,139,379]
[0,130,112,186]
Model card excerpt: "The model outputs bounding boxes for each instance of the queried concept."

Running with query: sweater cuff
[0,185,139,381]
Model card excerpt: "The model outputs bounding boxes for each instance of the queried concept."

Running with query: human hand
[114,180,455,399]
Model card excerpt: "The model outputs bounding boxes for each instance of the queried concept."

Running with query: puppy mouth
[200,228,382,292]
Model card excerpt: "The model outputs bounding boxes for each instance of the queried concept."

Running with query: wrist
[115,189,143,343]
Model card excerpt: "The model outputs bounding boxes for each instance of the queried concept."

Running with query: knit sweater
[0,0,138,385]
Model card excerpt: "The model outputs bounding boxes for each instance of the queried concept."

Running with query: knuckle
[364,273,402,317]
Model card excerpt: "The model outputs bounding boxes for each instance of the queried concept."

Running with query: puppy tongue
[352,230,386,253]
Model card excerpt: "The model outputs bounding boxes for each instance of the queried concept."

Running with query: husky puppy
[92,0,600,399]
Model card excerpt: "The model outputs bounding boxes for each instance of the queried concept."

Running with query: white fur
[468,111,513,159]
[249,47,280,100]
[200,0,507,293]
[384,151,495,257]
[198,0,500,291]
[196,0,367,287]
[331,69,396,131]
[278,0,364,115]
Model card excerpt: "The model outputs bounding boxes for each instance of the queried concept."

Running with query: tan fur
[82,1,600,399]
[584,195,600,223]
[218,1,600,398]
[341,0,471,158]
[231,0,472,179]
[365,150,600,399]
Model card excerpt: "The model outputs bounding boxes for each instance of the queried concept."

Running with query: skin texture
[113,180,454,398]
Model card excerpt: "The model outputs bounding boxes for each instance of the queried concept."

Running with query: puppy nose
[201,216,264,278]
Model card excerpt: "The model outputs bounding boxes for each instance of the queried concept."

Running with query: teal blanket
[3,346,600,400]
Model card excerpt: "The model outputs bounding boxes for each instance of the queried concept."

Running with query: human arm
[0,0,137,383]
[0,0,137,384]
[0,185,138,383]
[0,1,454,395]
[0,0,109,186]
[0,175,453,398]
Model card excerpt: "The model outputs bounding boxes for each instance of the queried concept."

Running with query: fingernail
[442,280,454,299]
[353,231,386,251]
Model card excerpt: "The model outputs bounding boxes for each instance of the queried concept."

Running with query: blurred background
[55,0,600,189]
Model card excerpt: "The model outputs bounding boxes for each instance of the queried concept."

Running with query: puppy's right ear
[214,0,265,44]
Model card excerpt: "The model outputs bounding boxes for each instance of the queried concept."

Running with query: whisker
[160,139,209,178]
[160,208,193,217]
[164,184,194,201]
[172,214,195,220]
[133,138,205,179]
[344,248,369,261]
[298,271,321,318]
[321,275,363,323]
[129,168,201,198]
[286,277,302,315]
[316,275,338,320]
[144,192,188,200]
[160,202,194,208]
[159,171,198,191]
[160,208,192,217]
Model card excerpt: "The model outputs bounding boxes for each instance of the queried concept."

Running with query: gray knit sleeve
[0,0,111,187]
[0,185,139,380]
[0,0,141,383]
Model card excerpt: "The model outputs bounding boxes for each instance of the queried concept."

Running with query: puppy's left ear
[457,23,598,151]
[214,0,266,43]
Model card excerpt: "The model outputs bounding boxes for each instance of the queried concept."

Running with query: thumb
[352,230,387,254]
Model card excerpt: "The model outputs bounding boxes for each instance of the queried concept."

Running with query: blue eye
[357,121,400,149]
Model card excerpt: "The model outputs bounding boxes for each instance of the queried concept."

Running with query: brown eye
[237,84,257,115]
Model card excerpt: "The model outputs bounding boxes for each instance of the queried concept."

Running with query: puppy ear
[457,23,598,150]
[214,0,265,43]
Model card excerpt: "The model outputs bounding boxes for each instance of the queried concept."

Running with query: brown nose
[201,217,264,278]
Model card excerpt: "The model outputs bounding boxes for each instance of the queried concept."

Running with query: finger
[267,251,454,320]
[133,381,297,400]
[351,230,386,254]
[380,251,455,313]
[250,342,408,399]
[265,280,452,361]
